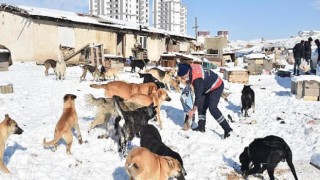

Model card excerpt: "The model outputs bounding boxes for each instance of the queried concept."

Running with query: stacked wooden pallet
[291,77,320,101]
[223,68,249,84]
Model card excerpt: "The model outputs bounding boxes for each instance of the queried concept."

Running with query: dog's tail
[85,94,107,107]
[285,145,299,180]
[90,84,106,89]
[43,134,62,147]
[113,95,125,119]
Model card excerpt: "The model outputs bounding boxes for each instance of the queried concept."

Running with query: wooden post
[95,47,100,67]
[90,47,94,66]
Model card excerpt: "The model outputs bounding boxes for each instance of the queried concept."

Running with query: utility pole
[192,17,199,41]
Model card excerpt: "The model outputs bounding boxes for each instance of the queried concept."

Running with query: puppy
[239,135,298,180]
[241,85,255,117]
[113,95,157,156]
[140,124,186,175]
[44,59,57,76]
[80,64,101,82]
[43,94,82,155]
[125,147,186,180]
[84,94,143,132]
[0,114,23,174]
[127,89,171,129]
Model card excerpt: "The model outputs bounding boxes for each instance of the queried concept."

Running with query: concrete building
[153,0,187,35]
[89,0,149,26]
[0,3,193,64]
[217,30,229,40]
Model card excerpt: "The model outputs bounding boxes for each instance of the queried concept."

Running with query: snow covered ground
[0,62,320,180]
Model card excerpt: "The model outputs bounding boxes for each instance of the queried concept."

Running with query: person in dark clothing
[315,39,320,75]
[292,40,305,76]
[177,63,233,139]
[304,37,313,74]
[129,56,135,73]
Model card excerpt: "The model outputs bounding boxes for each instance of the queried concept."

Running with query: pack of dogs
[2,63,301,180]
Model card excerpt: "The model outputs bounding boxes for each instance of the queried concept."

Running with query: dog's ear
[6,117,12,126]
[71,94,77,100]
[5,114,10,119]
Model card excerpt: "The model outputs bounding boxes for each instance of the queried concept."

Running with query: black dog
[241,85,255,117]
[131,59,150,73]
[138,73,165,89]
[140,124,186,175]
[239,135,298,180]
[113,95,157,156]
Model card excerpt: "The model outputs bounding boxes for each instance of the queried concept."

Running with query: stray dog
[131,59,150,73]
[0,114,23,174]
[148,68,180,92]
[44,59,57,76]
[127,88,171,128]
[55,59,66,80]
[239,135,298,180]
[90,81,158,100]
[140,124,186,175]
[85,94,143,132]
[80,64,102,82]
[113,95,157,156]
[105,68,119,80]
[125,147,186,180]
[138,73,165,89]
[43,94,83,155]
[241,85,255,117]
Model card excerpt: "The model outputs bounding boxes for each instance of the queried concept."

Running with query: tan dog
[44,59,57,76]
[90,81,158,100]
[125,147,186,180]
[43,94,82,155]
[127,89,171,129]
[105,68,119,80]
[85,94,144,132]
[0,114,23,174]
[148,68,179,92]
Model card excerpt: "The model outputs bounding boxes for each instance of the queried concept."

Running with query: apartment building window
[116,16,118,19]
[139,36,147,49]
[110,16,112,18]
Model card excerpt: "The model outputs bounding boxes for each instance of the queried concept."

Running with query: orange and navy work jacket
[189,63,223,108]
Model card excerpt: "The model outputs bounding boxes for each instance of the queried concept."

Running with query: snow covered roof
[0,49,10,53]
[0,3,194,40]
[244,53,266,59]
[291,75,320,82]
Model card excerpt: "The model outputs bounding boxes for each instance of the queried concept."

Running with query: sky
[2,0,320,40]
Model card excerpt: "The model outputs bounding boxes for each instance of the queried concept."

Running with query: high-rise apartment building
[89,0,149,26]
[153,0,187,35]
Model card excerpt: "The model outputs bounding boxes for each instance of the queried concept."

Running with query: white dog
[55,48,66,80]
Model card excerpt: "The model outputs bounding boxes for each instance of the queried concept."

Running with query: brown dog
[127,89,171,129]
[44,59,57,76]
[0,114,23,174]
[90,81,158,100]
[43,94,82,155]
[125,147,186,180]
